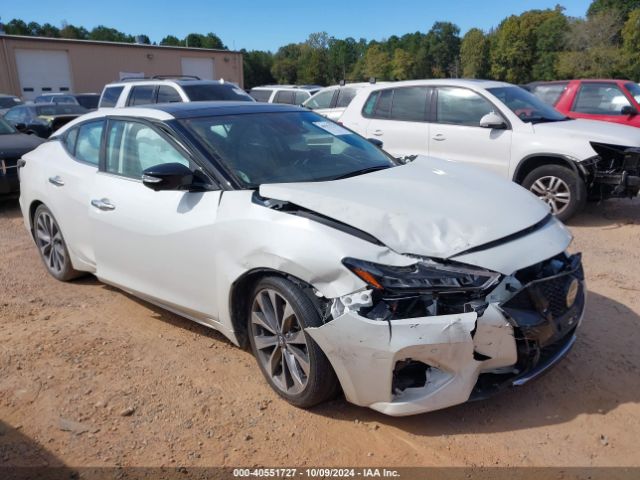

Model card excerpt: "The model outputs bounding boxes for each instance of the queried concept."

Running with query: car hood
[259,156,550,259]
[0,133,44,158]
[533,118,640,147]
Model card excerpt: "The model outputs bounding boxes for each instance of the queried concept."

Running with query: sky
[1,0,593,52]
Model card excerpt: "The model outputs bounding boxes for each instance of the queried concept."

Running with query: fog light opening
[392,359,429,395]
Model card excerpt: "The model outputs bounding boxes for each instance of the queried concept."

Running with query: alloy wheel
[250,288,310,395]
[529,175,571,215]
[35,211,66,275]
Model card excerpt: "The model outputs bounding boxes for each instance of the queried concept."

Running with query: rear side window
[531,83,568,106]
[157,86,182,103]
[390,87,430,121]
[335,88,357,108]
[181,84,253,102]
[274,90,296,104]
[74,120,104,165]
[128,85,156,106]
[250,89,273,102]
[294,91,309,105]
[63,128,79,154]
[100,86,124,108]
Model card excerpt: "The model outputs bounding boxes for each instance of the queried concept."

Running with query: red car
[526,79,640,128]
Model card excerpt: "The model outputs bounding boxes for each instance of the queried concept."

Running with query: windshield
[0,97,22,109]
[0,117,16,135]
[75,95,100,109]
[35,105,87,116]
[488,86,568,123]
[183,111,395,187]
[626,83,640,104]
[182,84,254,102]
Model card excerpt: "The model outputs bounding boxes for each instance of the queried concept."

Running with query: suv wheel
[247,276,339,408]
[33,204,82,281]
[522,165,586,222]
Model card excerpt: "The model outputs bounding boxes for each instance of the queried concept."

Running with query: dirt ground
[1,195,639,471]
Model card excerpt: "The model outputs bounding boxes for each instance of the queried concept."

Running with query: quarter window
[105,120,191,179]
[249,89,272,102]
[436,87,494,126]
[99,86,124,108]
[573,83,632,115]
[274,90,296,104]
[74,120,104,166]
[127,85,156,106]
[156,86,182,103]
[63,127,79,154]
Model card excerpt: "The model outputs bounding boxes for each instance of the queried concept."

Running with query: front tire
[522,165,586,222]
[247,276,339,408]
[33,204,82,281]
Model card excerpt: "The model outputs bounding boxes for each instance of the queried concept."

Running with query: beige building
[0,34,244,100]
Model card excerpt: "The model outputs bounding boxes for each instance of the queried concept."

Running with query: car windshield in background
[0,117,16,135]
[184,111,395,187]
[75,95,100,109]
[488,86,568,123]
[0,97,22,109]
[626,82,640,104]
[182,84,254,102]
[35,105,88,116]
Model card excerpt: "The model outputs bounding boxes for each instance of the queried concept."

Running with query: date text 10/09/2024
[232,468,401,478]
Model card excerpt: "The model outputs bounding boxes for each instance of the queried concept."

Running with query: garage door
[181,57,215,80]
[15,49,73,101]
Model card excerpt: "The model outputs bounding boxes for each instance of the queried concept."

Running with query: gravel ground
[1,196,639,472]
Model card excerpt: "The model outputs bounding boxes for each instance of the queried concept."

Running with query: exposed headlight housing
[342,257,500,295]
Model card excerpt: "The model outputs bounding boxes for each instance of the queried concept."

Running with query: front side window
[0,96,22,109]
[184,111,395,187]
[0,117,16,135]
[181,84,254,102]
[304,89,335,110]
[4,107,26,123]
[626,82,640,104]
[488,86,566,123]
[249,89,273,102]
[128,85,156,106]
[74,120,104,165]
[436,87,495,126]
[105,120,191,179]
[157,86,182,104]
[100,86,124,108]
[274,90,296,104]
[572,83,631,115]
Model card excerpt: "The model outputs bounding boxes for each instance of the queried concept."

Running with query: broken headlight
[342,257,500,294]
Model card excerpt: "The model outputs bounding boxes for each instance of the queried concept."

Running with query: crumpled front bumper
[306,255,585,416]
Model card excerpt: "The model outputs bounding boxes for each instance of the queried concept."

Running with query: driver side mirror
[367,138,384,148]
[621,105,638,116]
[14,122,27,132]
[479,112,507,129]
[142,162,215,192]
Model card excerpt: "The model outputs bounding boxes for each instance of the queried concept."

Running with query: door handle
[48,176,65,187]
[372,129,384,136]
[91,198,116,211]
[432,133,446,141]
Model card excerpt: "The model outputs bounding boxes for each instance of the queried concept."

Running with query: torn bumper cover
[585,144,640,198]
[306,254,585,416]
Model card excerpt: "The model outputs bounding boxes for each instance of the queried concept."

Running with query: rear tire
[522,165,586,222]
[247,276,339,408]
[33,205,83,281]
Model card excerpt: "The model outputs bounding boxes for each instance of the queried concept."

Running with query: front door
[90,118,222,320]
[568,82,638,127]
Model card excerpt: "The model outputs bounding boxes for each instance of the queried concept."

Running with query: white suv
[303,82,383,121]
[340,79,640,221]
[99,76,254,108]
[249,85,321,104]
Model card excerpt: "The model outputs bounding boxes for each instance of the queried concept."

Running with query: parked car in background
[303,82,382,121]
[34,93,101,111]
[0,94,23,115]
[526,80,640,128]
[3,104,88,138]
[249,85,322,104]
[0,116,43,195]
[99,76,254,108]
[18,101,584,415]
[340,79,640,221]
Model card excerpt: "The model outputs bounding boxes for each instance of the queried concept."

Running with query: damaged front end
[306,253,585,416]
[582,143,640,199]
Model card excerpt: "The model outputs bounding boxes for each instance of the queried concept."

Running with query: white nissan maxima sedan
[18,102,585,416]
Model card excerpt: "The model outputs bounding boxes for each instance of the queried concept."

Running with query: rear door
[428,86,511,177]
[363,86,431,158]
[568,82,637,126]
[90,118,222,320]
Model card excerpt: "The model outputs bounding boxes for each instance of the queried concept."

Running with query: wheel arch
[513,154,584,185]
[28,200,45,237]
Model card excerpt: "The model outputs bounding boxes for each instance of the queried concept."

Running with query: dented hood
[259,156,550,259]
[533,118,640,147]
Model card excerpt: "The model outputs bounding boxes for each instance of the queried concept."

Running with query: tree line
[2,0,640,89]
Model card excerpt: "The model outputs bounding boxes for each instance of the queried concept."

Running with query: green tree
[272,43,302,83]
[588,0,640,18]
[202,33,226,49]
[60,22,89,39]
[390,48,414,80]
[243,50,275,88]
[532,10,569,80]
[4,19,30,35]
[160,35,183,46]
[621,8,640,79]
[89,25,134,43]
[425,21,461,77]
[460,28,489,78]
[327,37,359,82]
[297,32,330,84]
[364,43,391,80]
